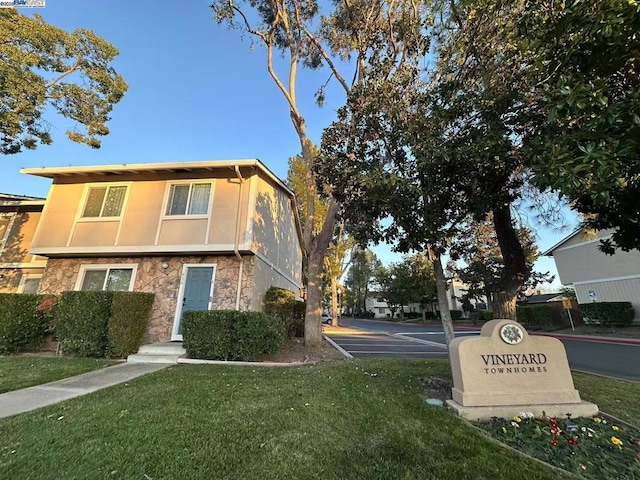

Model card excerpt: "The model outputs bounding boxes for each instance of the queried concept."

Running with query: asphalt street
[328,317,640,382]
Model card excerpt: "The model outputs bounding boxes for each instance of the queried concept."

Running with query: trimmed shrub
[483,311,494,322]
[182,310,233,360]
[517,305,552,326]
[263,286,304,337]
[55,291,113,357]
[450,310,463,321]
[0,294,51,354]
[579,302,635,327]
[182,310,286,361]
[107,292,155,358]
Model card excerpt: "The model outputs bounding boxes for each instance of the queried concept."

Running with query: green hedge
[579,302,635,327]
[450,310,463,321]
[0,294,52,354]
[55,291,113,357]
[516,305,552,326]
[182,310,286,361]
[263,286,305,337]
[55,291,155,358]
[108,292,155,358]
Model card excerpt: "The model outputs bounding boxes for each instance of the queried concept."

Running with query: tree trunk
[330,274,339,327]
[492,204,528,321]
[431,248,455,347]
[304,250,324,347]
[491,289,517,320]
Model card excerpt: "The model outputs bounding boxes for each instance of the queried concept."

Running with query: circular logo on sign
[500,324,524,345]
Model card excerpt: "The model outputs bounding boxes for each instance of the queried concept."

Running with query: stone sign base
[446,399,599,422]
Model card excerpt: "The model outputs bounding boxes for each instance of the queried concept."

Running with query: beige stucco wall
[38,254,257,343]
[552,241,640,285]
[251,173,303,286]
[1,209,45,264]
[30,170,254,252]
[251,255,301,310]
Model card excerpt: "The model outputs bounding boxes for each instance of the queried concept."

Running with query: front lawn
[573,372,640,426]
[0,359,572,480]
[0,359,636,479]
[0,356,117,394]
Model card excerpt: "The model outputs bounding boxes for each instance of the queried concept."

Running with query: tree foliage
[344,248,380,315]
[0,10,127,154]
[449,215,553,309]
[374,253,436,319]
[521,0,640,253]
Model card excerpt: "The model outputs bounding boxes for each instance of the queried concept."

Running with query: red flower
[550,438,558,447]
[567,437,579,446]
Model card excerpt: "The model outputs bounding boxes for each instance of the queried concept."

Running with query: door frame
[171,263,217,341]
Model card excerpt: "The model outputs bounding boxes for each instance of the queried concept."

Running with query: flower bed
[476,413,640,478]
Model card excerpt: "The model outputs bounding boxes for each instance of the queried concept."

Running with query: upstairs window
[166,183,211,216]
[82,186,127,218]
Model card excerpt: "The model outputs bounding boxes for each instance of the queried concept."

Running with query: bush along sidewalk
[55,291,155,358]
[476,413,640,479]
[182,310,286,361]
[0,293,56,355]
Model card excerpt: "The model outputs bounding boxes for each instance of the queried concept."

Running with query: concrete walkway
[0,362,169,419]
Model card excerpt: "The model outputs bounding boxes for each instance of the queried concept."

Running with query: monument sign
[447,319,598,420]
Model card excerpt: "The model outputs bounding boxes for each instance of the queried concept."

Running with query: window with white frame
[18,274,42,294]
[378,307,386,314]
[165,183,211,216]
[77,265,136,292]
[0,213,15,253]
[81,185,128,218]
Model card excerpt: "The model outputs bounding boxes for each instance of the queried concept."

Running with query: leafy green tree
[520,0,640,253]
[288,151,352,327]
[375,253,436,320]
[0,10,127,154]
[344,248,380,316]
[212,0,431,346]
[449,215,553,314]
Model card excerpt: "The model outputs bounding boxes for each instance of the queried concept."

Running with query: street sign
[588,290,597,301]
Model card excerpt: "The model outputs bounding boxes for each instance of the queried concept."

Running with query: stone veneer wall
[38,255,257,343]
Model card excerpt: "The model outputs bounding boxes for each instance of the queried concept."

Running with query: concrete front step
[127,342,186,364]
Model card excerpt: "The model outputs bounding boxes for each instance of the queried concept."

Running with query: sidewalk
[0,362,169,419]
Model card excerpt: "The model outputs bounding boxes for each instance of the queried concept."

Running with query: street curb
[452,327,640,346]
[571,368,640,384]
[323,335,354,359]
[536,333,640,346]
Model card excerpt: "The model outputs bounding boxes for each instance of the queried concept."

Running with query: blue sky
[4,0,576,287]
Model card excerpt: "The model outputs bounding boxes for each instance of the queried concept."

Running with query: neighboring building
[0,193,47,294]
[543,228,640,319]
[21,160,303,342]
[364,279,490,319]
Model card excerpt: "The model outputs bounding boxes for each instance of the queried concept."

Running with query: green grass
[0,356,117,393]
[0,359,634,480]
[573,372,640,426]
[0,359,574,480]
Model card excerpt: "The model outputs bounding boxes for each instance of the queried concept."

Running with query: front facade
[23,160,303,342]
[544,228,640,319]
[0,193,47,294]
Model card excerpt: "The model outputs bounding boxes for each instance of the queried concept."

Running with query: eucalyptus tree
[0,9,127,154]
[212,0,432,346]
[287,151,351,327]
